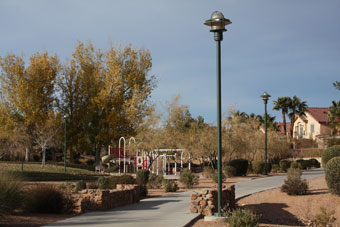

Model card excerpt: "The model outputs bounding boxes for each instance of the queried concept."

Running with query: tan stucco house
[293,107,332,140]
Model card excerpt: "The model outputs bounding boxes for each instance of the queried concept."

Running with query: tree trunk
[42,148,46,168]
[25,147,29,162]
[282,111,287,136]
[290,115,295,138]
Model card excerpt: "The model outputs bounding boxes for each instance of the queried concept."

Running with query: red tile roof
[277,122,291,135]
[306,107,329,123]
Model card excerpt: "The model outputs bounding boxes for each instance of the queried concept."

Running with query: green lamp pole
[204,11,231,217]
[261,92,270,175]
[63,114,68,173]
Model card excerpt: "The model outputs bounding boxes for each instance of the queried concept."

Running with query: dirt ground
[0,175,256,226]
[3,175,338,227]
[191,176,340,227]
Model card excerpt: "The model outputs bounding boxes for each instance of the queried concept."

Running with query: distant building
[277,122,292,137]
[293,107,332,140]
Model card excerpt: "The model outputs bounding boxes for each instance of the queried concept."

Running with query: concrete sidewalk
[47,168,324,227]
[47,190,199,227]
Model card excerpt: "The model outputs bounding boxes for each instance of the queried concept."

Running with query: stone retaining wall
[190,185,235,216]
[75,184,140,213]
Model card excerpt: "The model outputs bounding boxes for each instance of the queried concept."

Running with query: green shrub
[86,159,95,166]
[139,185,148,197]
[98,176,109,189]
[75,180,86,192]
[223,165,237,177]
[202,166,215,178]
[296,159,308,170]
[279,160,291,172]
[252,161,265,175]
[212,171,226,183]
[310,158,321,168]
[24,185,68,213]
[136,169,150,186]
[281,168,308,195]
[227,159,248,176]
[325,157,340,195]
[290,161,302,169]
[225,208,261,227]
[107,175,136,189]
[314,207,336,227]
[322,145,340,166]
[0,172,24,215]
[147,173,164,189]
[179,168,198,188]
[163,180,178,192]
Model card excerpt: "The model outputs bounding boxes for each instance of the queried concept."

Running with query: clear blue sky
[1,0,339,123]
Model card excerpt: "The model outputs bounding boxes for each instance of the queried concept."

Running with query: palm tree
[288,95,308,138]
[273,97,292,136]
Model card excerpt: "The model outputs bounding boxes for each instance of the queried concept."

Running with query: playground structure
[101,137,191,175]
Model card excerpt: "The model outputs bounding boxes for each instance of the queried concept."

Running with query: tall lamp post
[204,11,231,217]
[261,92,270,175]
[63,114,68,173]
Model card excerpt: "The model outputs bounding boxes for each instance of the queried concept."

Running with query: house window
[310,124,315,134]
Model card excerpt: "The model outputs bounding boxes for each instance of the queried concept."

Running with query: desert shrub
[322,145,340,166]
[310,158,321,168]
[314,207,336,227]
[23,185,68,213]
[75,180,86,192]
[281,178,308,195]
[179,168,198,188]
[252,161,265,175]
[136,169,150,186]
[58,182,75,193]
[290,161,302,169]
[98,176,109,189]
[225,208,261,227]
[279,159,291,172]
[271,164,281,173]
[147,173,164,189]
[86,159,95,166]
[87,182,98,189]
[325,157,340,195]
[163,180,178,192]
[281,168,308,195]
[202,166,215,178]
[212,171,226,183]
[227,159,248,176]
[223,165,237,177]
[0,172,24,215]
[107,175,135,189]
[287,167,302,180]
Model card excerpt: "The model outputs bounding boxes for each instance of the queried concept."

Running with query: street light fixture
[261,92,270,175]
[63,114,68,173]
[204,11,231,217]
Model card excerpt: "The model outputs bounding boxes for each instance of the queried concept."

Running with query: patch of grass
[0,162,97,181]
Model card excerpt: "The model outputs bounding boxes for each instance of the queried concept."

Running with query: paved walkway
[47,168,324,227]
